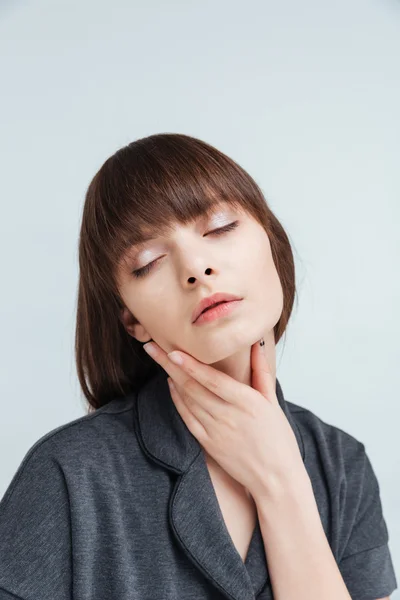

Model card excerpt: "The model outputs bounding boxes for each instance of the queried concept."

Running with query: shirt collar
[135,363,305,600]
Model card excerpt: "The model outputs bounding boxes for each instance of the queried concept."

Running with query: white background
[0,0,399,593]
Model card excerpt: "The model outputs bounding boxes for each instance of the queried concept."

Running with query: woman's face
[116,203,284,365]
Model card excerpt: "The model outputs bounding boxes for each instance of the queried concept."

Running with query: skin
[116,202,283,397]
[115,205,389,600]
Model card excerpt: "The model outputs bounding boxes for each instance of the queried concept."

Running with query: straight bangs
[80,133,269,303]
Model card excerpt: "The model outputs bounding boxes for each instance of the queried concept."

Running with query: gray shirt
[0,363,397,599]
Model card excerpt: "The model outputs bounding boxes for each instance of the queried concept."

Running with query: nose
[188,266,213,283]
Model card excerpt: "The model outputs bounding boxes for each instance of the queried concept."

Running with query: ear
[119,306,152,344]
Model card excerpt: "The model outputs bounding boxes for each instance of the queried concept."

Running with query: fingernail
[143,342,157,357]
[168,351,184,365]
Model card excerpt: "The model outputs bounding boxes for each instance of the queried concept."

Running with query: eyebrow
[127,202,239,258]
[132,221,185,249]
[134,230,166,245]
[132,207,221,247]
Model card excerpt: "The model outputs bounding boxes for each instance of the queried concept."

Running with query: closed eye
[131,220,240,279]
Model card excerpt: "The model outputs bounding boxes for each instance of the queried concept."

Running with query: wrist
[251,464,312,506]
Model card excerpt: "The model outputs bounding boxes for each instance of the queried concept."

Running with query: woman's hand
[143,340,305,500]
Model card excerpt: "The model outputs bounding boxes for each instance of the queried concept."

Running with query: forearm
[253,469,351,600]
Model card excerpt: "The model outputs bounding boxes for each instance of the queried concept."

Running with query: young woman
[0,133,397,600]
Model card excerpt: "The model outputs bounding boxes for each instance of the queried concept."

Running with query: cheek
[255,248,284,321]
[138,294,184,343]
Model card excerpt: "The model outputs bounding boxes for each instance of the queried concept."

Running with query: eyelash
[131,220,240,279]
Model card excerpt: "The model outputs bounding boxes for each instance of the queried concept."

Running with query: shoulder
[0,392,139,533]
[287,399,367,475]
[287,399,362,448]
[0,393,138,599]
[3,392,138,495]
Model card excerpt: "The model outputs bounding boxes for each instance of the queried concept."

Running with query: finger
[169,376,227,423]
[143,342,191,390]
[167,350,248,407]
[143,343,233,425]
[251,341,279,405]
[168,378,210,442]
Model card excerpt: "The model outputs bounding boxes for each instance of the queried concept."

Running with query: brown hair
[75,133,298,413]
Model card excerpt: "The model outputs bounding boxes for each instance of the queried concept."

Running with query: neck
[207,329,276,389]
[201,328,277,476]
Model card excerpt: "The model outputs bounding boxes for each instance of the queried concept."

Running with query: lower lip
[193,300,242,326]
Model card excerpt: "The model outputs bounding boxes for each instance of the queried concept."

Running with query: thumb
[251,339,279,406]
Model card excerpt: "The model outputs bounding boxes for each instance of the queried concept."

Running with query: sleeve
[338,443,397,600]
[0,441,72,600]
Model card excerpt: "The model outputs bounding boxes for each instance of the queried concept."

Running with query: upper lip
[192,292,242,323]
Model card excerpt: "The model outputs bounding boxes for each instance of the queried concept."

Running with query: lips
[192,292,243,323]
[201,301,227,313]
